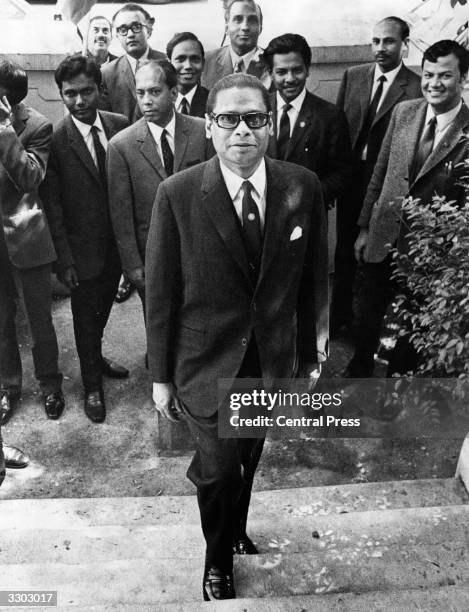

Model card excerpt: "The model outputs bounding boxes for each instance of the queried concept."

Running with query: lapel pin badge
[299,121,306,128]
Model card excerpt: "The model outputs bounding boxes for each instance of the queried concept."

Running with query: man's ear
[402,37,410,59]
[268,113,274,137]
[205,114,213,139]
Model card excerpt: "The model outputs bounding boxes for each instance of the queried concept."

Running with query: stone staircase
[1,478,469,611]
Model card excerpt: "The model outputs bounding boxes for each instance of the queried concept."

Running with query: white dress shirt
[219,158,267,232]
[176,85,198,114]
[126,47,150,75]
[371,62,403,111]
[276,87,307,137]
[71,113,108,166]
[229,45,262,72]
[423,100,463,150]
[147,112,176,163]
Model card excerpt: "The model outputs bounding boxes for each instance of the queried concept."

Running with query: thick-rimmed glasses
[115,22,148,36]
[210,112,271,129]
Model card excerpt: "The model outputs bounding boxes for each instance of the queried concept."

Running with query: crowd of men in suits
[0,0,469,600]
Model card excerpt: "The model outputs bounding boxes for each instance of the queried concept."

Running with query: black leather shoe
[84,389,106,423]
[3,444,29,469]
[1,392,20,425]
[203,566,235,601]
[102,357,129,379]
[114,279,133,303]
[233,534,258,555]
[44,391,65,420]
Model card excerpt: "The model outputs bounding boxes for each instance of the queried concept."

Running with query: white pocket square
[290,226,302,241]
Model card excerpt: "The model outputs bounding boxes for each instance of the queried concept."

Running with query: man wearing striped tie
[352,39,469,377]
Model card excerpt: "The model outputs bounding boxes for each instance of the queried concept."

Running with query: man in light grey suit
[107,59,210,318]
[350,39,469,376]
[201,0,268,90]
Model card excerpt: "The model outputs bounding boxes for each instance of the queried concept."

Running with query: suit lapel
[66,116,101,184]
[136,119,167,180]
[201,157,251,286]
[259,158,290,280]
[173,113,189,173]
[99,111,121,141]
[405,101,428,179]
[285,93,313,160]
[119,56,137,104]
[416,104,469,182]
[358,65,374,126]
[373,65,410,126]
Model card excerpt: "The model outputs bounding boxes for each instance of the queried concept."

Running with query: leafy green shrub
[391,156,469,378]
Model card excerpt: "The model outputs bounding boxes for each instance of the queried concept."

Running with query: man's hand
[58,266,79,290]
[354,228,369,263]
[152,382,183,423]
[298,361,321,390]
[126,266,145,291]
[0,95,12,126]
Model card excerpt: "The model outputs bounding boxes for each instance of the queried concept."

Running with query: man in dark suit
[41,55,129,423]
[0,60,64,424]
[107,60,210,322]
[146,73,328,600]
[201,0,268,90]
[330,16,422,340]
[100,3,165,122]
[350,39,469,377]
[167,32,209,118]
[85,16,117,67]
[264,33,353,209]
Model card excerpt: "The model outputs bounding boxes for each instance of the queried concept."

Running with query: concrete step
[2,537,469,606]
[1,504,468,565]
[1,478,467,531]
[25,584,469,611]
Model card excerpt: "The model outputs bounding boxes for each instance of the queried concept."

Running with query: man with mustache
[85,16,117,67]
[331,16,422,355]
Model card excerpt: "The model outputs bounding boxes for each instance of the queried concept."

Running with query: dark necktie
[277,103,292,160]
[160,129,174,176]
[241,181,262,276]
[233,60,243,73]
[411,116,437,183]
[180,97,189,115]
[90,125,107,188]
[355,75,386,156]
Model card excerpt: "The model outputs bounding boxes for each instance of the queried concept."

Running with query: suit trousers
[330,160,371,330]
[70,250,121,392]
[183,339,264,572]
[0,259,62,397]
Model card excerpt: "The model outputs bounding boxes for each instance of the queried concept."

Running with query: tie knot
[378,75,387,84]
[91,125,99,134]
[242,180,253,195]
[428,116,437,127]
[283,103,292,113]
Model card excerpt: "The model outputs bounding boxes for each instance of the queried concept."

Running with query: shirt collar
[425,100,463,132]
[219,157,266,201]
[126,46,150,73]
[373,61,403,87]
[276,87,306,113]
[147,111,176,141]
[176,84,198,107]
[229,45,262,70]
[71,112,105,139]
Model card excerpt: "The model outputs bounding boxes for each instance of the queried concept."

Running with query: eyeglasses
[210,112,270,129]
[115,22,148,36]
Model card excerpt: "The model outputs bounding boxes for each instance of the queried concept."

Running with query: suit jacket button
[242,338,248,346]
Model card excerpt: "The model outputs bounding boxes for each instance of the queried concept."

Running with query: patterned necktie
[90,125,107,189]
[180,97,189,115]
[277,103,292,160]
[233,60,243,73]
[411,116,437,183]
[241,181,262,275]
[160,129,174,176]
